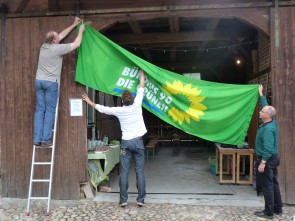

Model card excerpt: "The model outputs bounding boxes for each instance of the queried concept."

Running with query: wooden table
[215,144,237,184]
[236,149,254,185]
[215,143,254,185]
[88,145,120,190]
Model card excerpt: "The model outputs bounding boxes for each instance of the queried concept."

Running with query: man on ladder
[26,17,85,216]
[33,17,85,147]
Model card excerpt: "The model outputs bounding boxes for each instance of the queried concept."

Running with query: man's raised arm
[139,70,145,88]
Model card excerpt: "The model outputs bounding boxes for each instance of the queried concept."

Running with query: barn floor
[94,144,264,207]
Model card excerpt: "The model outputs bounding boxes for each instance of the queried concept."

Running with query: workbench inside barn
[215,143,254,185]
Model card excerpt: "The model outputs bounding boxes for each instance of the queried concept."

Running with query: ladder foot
[25,212,30,216]
[46,211,52,216]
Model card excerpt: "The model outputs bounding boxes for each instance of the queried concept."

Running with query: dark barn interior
[101,17,257,84]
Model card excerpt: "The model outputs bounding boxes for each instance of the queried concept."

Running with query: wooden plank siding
[270,7,295,204]
[0,15,3,193]
[13,18,24,197]
[0,16,87,199]
[4,18,16,197]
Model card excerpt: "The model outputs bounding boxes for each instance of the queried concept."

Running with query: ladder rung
[30,197,49,200]
[36,146,53,148]
[32,179,51,182]
[33,162,52,165]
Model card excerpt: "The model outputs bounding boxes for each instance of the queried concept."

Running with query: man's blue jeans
[33,79,58,143]
[119,137,146,204]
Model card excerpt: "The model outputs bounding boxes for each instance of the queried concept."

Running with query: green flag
[75,24,259,146]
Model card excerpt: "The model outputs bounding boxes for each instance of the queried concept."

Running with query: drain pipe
[0,3,6,57]
[273,0,280,48]
[76,0,80,17]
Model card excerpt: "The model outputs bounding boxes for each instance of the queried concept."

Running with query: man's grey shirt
[35,43,71,84]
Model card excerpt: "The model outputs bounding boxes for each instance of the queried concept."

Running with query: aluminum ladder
[26,93,60,216]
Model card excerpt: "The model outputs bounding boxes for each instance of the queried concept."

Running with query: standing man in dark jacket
[254,85,283,219]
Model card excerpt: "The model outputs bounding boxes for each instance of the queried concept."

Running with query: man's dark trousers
[258,153,283,215]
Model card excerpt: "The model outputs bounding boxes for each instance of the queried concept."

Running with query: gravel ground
[0,197,294,221]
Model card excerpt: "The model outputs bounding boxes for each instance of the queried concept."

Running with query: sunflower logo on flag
[163,80,207,125]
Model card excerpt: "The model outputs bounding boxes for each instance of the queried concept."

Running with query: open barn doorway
[89,13,265,206]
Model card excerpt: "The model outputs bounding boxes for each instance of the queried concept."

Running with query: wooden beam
[15,0,30,13]
[144,41,203,49]
[236,14,269,35]
[128,20,152,61]
[128,20,141,33]
[169,17,179,63]
[77,1,273,10]
[169,17,179,33]
[8,1,292,17]
[7,4,271,18]
[206,18,220,30]
[158,62,218,69]
[6,4,270,36]
[86,8,269,34]
[107,31,230,45]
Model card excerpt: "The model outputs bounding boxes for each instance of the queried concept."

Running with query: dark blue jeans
[33,79,58,143]
[257,153,283,215]
[119,137,146,203]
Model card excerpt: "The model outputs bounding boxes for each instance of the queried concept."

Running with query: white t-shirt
[95,87,147,140]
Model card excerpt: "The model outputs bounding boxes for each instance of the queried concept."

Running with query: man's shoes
[33,142,41,146]
[254,211,273,219]
[274,211,283,215]
[41,142,53,147]
[254,210,265,216]
[137,202,145,207]
[119,202,127,207]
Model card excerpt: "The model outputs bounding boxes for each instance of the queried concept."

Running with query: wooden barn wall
[270,7,295,204]
[0,17,2,176]
[0,16,87,199]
